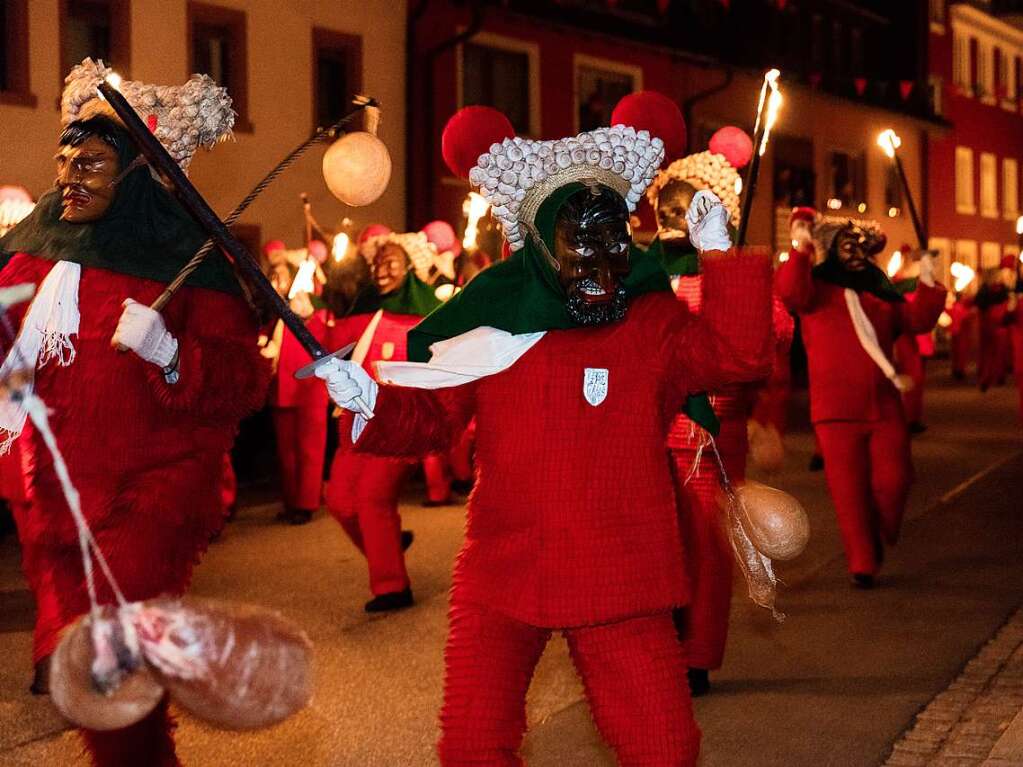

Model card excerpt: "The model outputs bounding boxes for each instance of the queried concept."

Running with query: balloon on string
[322,132,392,207]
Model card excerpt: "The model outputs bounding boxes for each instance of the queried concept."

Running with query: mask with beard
[550,185,632,326]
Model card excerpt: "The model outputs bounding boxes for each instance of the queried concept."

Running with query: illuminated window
[955,147,976,214]
[828,151,865,210]
[1003,158,1019,220]
[981,241,1002,269]
[460,34,540,137]
[189,3,250,131]
[980,152,998,218]
[0,0,34,106]
[60,0,131,89]
[312,28,362,129]
[955,239,978,271]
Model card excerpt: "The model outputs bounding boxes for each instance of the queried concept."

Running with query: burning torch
[877,129,926,250]
[736,69,783,247]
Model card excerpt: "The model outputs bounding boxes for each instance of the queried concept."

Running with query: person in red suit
[319,99,773,766]
[976,262,1015,392]
[0,89,267,764]
[948,291,976,380]
[776,218,945,588]
[645,126,793,697]
[891,244,935,434]
[323,230,441,612]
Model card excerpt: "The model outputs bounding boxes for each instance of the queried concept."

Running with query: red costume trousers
[422,453,452,503]
[220,452,236,512]
[273,405,327,511]
[326,449,410,595]
[814,402,912,575]
[438,600,700,767]
[895,335,925,425]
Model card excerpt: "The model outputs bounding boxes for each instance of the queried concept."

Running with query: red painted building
[926,1,1023,277]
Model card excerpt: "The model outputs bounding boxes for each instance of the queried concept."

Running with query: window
[1004,51,1018,109]
[929,0,946,28]
[955,147,976,214]
[1,0,33,105]
[573,55,642,133]
[772,134,815,209]
[312,28,362,129]
[970,37,979,94]
[1017,56,1023,101]
[189,3,251,131]
[953,32,969,90]
[981,241,1002,269]
[460,34,539,136]
[955,239,978,271]
[828,151,865,210]
[1003,158,1019,220]
[929,237,953,287]
[929,74,944,116]
[980,152,998,218]
[60,0,131,88]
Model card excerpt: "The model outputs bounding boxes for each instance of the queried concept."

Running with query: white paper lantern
[322,131,392,207]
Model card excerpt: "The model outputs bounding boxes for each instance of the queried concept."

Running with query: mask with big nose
[55,134,121,223]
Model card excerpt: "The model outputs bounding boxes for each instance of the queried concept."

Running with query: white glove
[686,190,732,253]
[314,358,378,414]
[918,252,936,287]
[112,299,178,368]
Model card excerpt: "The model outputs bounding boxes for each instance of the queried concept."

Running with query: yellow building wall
[1,0,407,248]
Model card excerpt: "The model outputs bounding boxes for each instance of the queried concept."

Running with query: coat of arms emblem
[583,368,609,407]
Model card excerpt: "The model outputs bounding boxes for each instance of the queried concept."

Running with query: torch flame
[887,250,903,279]
[755,69,783,157]
[877,129,901,159]
[332,232,350,263]
[1016,216,1023,235]
[105,72,123,90]
[950,261,976,293]
[462,192,490,250]
[288,257,317,299]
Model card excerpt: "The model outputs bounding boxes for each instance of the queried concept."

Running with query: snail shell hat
[444,92,686,251]
[646,125,754,227]
[61,58,235,171]
[359,231,439,283]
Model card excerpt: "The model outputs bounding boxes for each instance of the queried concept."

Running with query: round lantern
[322,131,392,207]
[735,480,809,561]
[50,616,165,731]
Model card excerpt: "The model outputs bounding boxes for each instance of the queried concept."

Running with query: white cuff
[151,334,179,369]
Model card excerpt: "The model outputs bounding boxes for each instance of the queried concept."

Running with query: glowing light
[888,206,900,217]
[462,192,490,250]
[734,176,743,195]
[104,71,123,90]
[791,239,799,249]
[950,261,976,293]
[938,311,953,328]
[877,129,902,159]
[288,257,317,299]
[332,232,350,262]
[1016,216,1023,235]
[434,284,460,301]
[754,69,783,157]
[857,202,867,213]
[779,251,790,263]
[826,198,842,210]
[887,250,903,279]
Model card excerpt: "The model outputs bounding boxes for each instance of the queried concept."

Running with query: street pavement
[0,361,1020,766]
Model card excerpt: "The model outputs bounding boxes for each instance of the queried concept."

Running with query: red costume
[776,245,945,576]
[351,252,773,764]
[948,295,976,379]
[977,287,1012,391]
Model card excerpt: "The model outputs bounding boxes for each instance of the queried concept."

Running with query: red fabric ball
[263,239,286,256]
[611,91,686,162]
[357,224,392,245]
[421,220,462,257]
[442,107,516,179]
[898,243,913,254]
[709,126,754,169]
[789,207,816,225]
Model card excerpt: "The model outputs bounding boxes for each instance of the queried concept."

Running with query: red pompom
[357,224,391,245]
[611,91,686,162]
[789,207,816,225]
[898,243,913,254]
[263,239,286,256]
[421,220,461,256]
[307,240,328,264]
[442,107,516,179]
[709,126,754,169]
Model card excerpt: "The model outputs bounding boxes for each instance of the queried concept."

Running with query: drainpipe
[405,0,485,229]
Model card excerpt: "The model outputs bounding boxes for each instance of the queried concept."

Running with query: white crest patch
[583,368,609,407]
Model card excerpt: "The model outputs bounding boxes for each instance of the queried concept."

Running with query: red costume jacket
[271,310,331,409]
[348,251,772,628]
[0,253,269,546]
[776,247,946,423]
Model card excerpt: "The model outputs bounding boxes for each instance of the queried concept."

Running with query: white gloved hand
[314,358,378,414]
[112,299,178,368]
[686,190,732,253]
[918,252,936,287]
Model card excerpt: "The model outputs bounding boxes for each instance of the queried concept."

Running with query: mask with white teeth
[552,185,632,326]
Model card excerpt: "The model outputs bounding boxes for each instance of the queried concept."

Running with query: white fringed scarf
[843,288,911,392]
[0,261,81,452]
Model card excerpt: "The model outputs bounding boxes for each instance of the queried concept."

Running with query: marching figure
[319,97,773,765]
[776,217,945,587]
[0,60,268,765]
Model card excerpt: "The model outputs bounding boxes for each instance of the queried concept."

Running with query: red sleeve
[898,281,947,336]
[350,382,476,458]
[664,247,773,396]
[772,293,795,352]
[145,286,271,424]
[326,312,374,350]
[775,246,816,313]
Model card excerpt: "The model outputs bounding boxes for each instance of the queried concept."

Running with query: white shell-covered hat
[359,231,439,282]
[61,58,235,171]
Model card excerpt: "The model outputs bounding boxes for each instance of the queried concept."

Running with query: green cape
[381,271,442,317]
[0,118,239,294]
[408,182,719,434]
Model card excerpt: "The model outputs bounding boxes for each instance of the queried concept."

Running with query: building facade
[408,0,939,262]
[927,1,1023,277]
[1,0,406,253]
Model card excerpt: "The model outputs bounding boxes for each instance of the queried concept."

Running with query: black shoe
[421,498,451,508]
[400,530,414,551]
[953,370,966,381]
[851,573,876,589]
[908,421,927,435]
[364,588,414,613]
[808,454,825,472]
[276,507,313,526]
[30,657,50,696]
[687,668,710,697]
[450,479,474,495]
[225,504,238,522]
